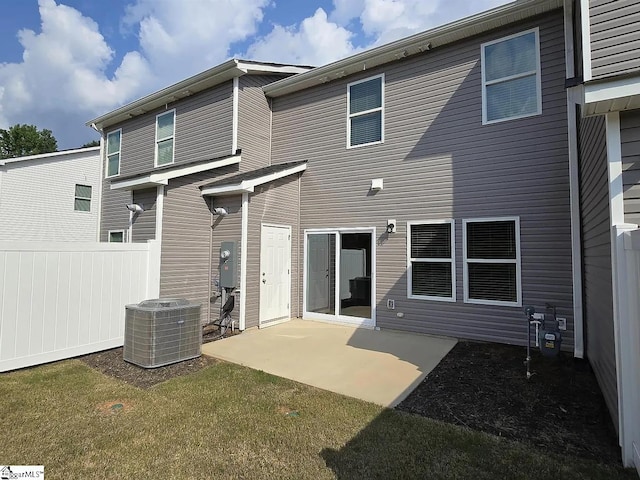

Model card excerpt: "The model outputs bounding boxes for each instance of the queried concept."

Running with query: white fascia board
[112,154,241,190]
[0,146,100,166]
[584,76,640,105]
[236,62,312,75]
[201,163,306,197]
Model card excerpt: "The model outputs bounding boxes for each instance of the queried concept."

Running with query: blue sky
[0,0,510,149]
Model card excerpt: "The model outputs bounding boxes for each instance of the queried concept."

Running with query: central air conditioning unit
[124,298,202,368]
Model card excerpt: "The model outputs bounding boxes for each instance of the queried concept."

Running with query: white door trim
[259,223,292,328]
[303,227,376,328]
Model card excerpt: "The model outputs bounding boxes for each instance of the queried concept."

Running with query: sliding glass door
[305,229,374,326]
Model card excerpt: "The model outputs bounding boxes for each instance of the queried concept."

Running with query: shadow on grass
[319,409,635,480]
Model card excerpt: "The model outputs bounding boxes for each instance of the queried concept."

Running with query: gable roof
[200,161,307,196]
[87,59,313,131]
[0,146,100,167]
[263,0,563,98]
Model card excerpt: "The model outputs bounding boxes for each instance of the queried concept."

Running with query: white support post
[239,192,249,330]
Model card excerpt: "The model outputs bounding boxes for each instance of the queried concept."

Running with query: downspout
[564,0,584,358]
[208,199,214,325]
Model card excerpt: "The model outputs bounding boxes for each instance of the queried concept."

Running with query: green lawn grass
[0,360,636,480]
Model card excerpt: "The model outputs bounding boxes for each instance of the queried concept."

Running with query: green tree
[0,124,58,159]
[81,139,100,148]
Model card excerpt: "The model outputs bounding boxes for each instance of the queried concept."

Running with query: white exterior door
[259,224,291,327]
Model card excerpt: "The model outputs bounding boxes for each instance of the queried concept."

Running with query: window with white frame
[106,129,121,177]
[407,221,455,301]
[156,110,175,166]
[108,230,125,243]
[347,74,384,148]
[464,218,521,305]
[74,184,92,212]
[481,28,541,124]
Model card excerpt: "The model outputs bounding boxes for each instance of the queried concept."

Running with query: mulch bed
[78,327,237,389]
[396,341,622,466]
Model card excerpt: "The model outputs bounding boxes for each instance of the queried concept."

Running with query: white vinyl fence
[613,225,640,472]
[0,240,160,372]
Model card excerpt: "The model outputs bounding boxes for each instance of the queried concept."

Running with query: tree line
[0,124,99,160]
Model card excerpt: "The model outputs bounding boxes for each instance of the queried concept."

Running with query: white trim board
[200,163,306,196]
[239,192,249,331]
[111,154,241,190]
[232,77,239,154]
[0,146,100,166]
[580,0,592,82]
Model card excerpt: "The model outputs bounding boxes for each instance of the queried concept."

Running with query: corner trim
[239,192,249,331]
[580,0,592,81]
[232,77,239,154]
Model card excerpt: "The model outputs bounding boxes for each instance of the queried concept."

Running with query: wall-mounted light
[125,203,144,213]
[387,219,396,234]
[213,207,228,216]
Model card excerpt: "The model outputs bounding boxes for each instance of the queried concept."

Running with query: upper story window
[481,28,541,124]
[463,217,521,307]
[407,220,455,302]
[106,129,121,177]
[156,110,175,167]
[347,74,384,148]
[74,184,92,212]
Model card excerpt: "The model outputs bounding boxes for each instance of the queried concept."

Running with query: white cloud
[0,0,511,148]
[246,8,357,66]
[122,0,270,82]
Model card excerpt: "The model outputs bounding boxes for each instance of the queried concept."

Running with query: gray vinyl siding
[271,11,575,348]
[131,187,157,242]
[159,170,242,326]
[577,112,618,430]
[107,82,233,178]
[245,174,301,328]
[621,110,640,224]
[237,75,287,172]
[589,0,640,79]
[100,182,130,242]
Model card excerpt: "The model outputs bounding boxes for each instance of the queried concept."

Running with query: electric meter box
[539,329,562,357]
[220,241,238,288]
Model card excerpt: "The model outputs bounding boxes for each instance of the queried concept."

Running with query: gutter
[264,0,563,97]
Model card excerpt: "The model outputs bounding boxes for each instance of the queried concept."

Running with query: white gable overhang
[583,75,640,116]
[110,154,241,190]
[200,162,306,197]
[87,60,311,131]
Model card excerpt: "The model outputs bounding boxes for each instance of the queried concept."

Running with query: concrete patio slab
[201,319,457,407]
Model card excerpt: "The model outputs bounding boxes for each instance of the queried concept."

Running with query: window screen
[465,219,519,304]
[74,184,91,212]
[408,222,454,300]
[106,130,121,177]
[482,30,540,123]
[348,76,383,147]
[156,111,175,166]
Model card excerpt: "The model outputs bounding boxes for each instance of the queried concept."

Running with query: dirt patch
[96,400,134,415]
[78,347,217,389]
[396,341,622,465]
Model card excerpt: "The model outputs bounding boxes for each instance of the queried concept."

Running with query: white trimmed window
[481,28,541,124]
[108,230,125,243]
[106,129,121,177]
[463,218,521,306]
[407,221,455,301]
[156,110,175,166]
[74,184,92,212]
[347,74,384,148]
